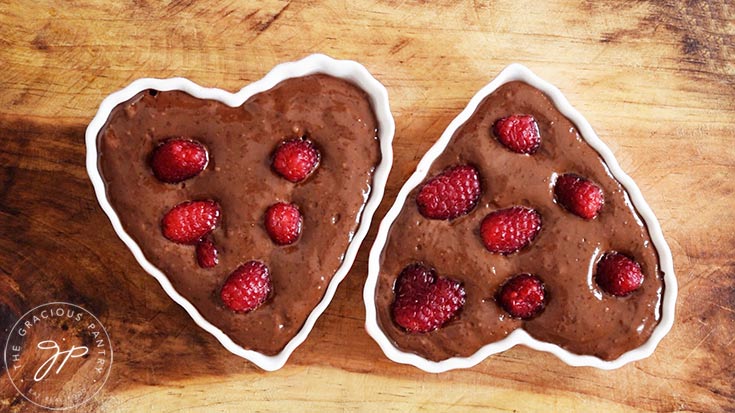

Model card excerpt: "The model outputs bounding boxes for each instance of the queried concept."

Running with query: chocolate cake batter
[376,81,663,361]
[98,75,380,355]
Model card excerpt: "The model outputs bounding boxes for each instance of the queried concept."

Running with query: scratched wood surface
[0,0,733,412]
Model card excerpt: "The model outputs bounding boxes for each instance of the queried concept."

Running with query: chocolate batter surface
[99,75,380,355]
[376,81,663,361]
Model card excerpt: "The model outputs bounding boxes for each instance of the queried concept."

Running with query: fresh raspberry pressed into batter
[196,239,219,268]
[416,165,481,220]
[271,137,320,183]
[161,200,221,244]
[595,252,644,297]
[554,173,604,219]
[150,138,208,183]
[497,273,546,319]
[221,260,272,313]
[493,114,541,154]
[392,263,466,333]
[480,206,542,254]
[264,202,303,245]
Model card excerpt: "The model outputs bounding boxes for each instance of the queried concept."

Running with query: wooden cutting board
[1,0,733,411]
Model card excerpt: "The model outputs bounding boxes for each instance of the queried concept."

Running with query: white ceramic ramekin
[364,63,676,373]
[86,54,395,371]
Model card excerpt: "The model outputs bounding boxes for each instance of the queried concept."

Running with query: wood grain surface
[1,0,733,412]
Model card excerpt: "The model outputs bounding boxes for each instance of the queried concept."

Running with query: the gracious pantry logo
[4,302,113,410]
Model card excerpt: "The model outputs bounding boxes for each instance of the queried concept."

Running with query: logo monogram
[4,302,113,410]
[34,340,90,382]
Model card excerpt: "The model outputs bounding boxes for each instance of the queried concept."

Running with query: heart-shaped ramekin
[86,54,395,371]
[364,63,676,373]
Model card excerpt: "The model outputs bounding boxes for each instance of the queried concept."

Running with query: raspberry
[391,263,466,333]
[196,239,219,268]
[416,165,481,220]
[150,138,208,183]
[271,137,320,183]
[497,274,545,319]
[220,261,272,312]
[264,202,303,245]
[161,200,221,244]
[595,252,644,297]
[480,206,542,254]
[554,173,604,219]
[493,114,541,154]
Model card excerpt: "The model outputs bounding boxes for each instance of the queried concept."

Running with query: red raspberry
[271,138,320,183]
[264,202,303,245]
[554,173,604,219]
[497,274,545,319]
[595,252,644,297]
[416,165,481,220]
[480,206,541,254]
[220,261,272,312]
[150,138,208,183]
[493,114,541,154]
[196,239,219,268]
[391,263,466,333]
[161,200,221,244]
